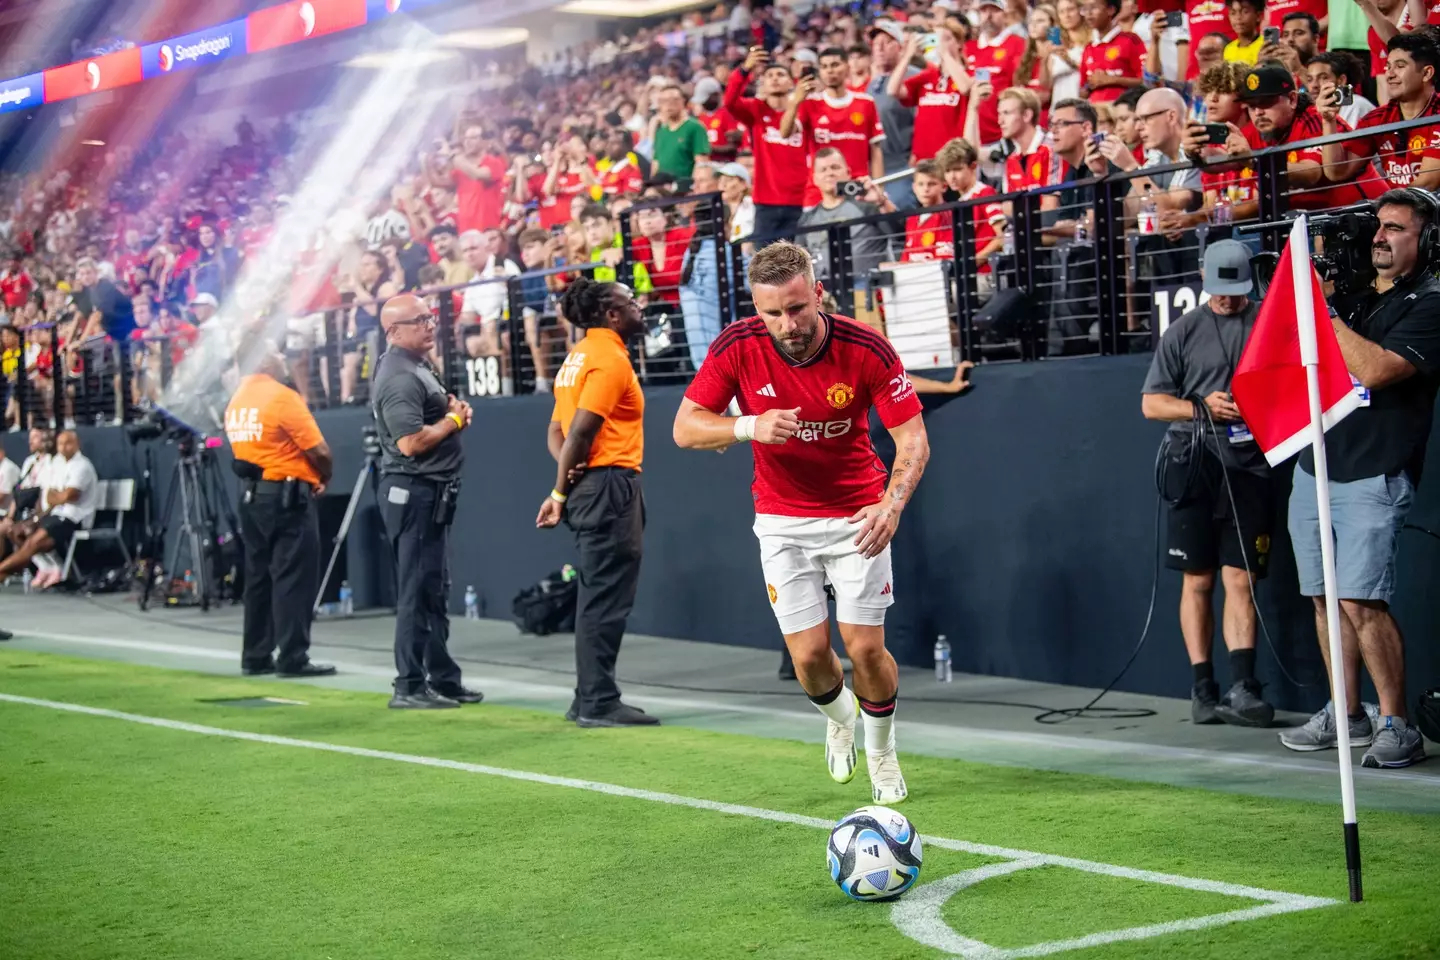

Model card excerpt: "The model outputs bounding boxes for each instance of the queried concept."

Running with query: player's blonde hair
[747,240,815,289]
[997,87,1041,124]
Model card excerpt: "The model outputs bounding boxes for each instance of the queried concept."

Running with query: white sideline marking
[19,630,1440,785]
[0,692,1336,958]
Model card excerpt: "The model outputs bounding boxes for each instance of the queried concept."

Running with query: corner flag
[1230,217,1361,465]
[1229,214,1365,903]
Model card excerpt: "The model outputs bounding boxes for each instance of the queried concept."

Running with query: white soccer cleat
[867,747,908,805]
[825,701,859,784]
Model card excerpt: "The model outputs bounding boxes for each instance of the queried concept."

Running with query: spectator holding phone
[1180,62,1259,230]
[780,46,885,205]
[1320,33,1440,189]
[1041,0,1089,104]
[889,20,973,162]
[935,139,1008,301]
[725,46,809,245]
[966,0,1029,152]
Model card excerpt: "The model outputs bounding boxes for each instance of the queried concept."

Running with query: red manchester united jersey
[902,209,955,262]
[686,314,923,518]
[724,69,809,206]
[1353,96,1440,186]
[1004,132,1059,193]
[796,90,885,177]
[898,65,968,161]
[1080,28,1147,103]
[966,34,1027,144]
[1186,0,1234,79]
[540,167,592,229]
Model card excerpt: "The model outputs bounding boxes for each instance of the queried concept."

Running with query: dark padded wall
[8,356,1438,712]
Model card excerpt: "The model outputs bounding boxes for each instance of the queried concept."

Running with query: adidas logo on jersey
[880,583,892,596]
[756,383,777,397]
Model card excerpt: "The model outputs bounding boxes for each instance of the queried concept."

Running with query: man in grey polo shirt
[1141,241,1276,730]
[866,19,917,209]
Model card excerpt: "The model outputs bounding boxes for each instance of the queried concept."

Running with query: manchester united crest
[767,583,778,604]
[1246,73,1259,91]
[826,382,855,409]
[850,111,864,125]
[1105,47,1120,60]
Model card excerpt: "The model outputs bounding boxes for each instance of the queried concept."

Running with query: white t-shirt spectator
[1049,44,1085,104]
[18,452,51,491]
[460,255,522,323]
[1142,148,1202,199]
[730,196,756,244]
[0,457,18,511]
[47,452,98,529]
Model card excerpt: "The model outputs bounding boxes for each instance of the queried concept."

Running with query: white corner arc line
[0,693,1337,958]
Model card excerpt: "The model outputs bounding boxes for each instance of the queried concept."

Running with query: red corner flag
[1230,216,1361,466]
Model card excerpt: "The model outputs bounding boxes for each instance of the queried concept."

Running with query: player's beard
[772,326,816,359]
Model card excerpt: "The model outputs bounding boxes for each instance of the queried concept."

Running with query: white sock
[33,553,58,572]
[810,683,857,727]
[501,376,514,396]
[533,377,551,393]
[861,698,896,754]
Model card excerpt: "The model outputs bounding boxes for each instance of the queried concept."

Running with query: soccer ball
[826,805,922,901]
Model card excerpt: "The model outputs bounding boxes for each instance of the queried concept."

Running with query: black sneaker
[577,702,660,728]
[431,683,484,704]
[241,661,276,676]
[388,689,460,710]
[276,661,337,678]
[1215,679,1275,728]
[0,629,12,641]
[1191,678,1221,724]
[564,700,579,722]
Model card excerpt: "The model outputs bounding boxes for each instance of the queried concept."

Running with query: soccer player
[672,241,930,804]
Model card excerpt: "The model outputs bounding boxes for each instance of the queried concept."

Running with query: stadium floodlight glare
[345,49,457,68]
[435,28,530,50]
[557,0,712,16]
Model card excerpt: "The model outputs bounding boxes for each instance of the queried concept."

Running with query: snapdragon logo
[172,34,233,66]
[0,85,33,108]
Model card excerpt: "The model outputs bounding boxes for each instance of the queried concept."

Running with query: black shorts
[39,515,79,555]
[1165,463,1274,577]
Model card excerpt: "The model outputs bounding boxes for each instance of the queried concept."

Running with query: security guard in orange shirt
[224,339,336,679]
[536,277,657,728]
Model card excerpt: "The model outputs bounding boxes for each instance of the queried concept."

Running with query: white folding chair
[61,479,135,582]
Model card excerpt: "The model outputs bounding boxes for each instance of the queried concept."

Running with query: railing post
[1256,150,1289,253]
[505,275,526,395]
[827,223,854,317]
[117,338,134,423]
[14,325,29,431]
[709,195,735,327]
[1092,179,1126,356]
[1013,190,1042,361]
[435,293,461,397]
[950,204,979,364]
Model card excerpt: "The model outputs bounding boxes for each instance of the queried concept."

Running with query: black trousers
[378,474,462,695]
[240,492,320,670]
[565,467,645,715]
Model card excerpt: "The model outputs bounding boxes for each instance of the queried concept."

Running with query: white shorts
[754,514,893,635]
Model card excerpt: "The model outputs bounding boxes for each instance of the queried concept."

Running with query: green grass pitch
[1,650,1437,960]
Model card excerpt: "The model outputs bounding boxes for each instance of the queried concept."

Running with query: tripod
[137,438,242,611]
[315,453,381,614]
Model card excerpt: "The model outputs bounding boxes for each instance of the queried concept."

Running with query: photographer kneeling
[1279,189,1440,769]
[1142,240,1276,728]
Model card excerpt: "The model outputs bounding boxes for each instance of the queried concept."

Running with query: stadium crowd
[5,0,1440,427]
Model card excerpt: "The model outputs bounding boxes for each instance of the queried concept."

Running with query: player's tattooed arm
[885,415,930,510]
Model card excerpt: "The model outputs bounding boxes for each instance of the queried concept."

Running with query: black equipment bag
[511,569,578,636]
[1418,688,1440,746]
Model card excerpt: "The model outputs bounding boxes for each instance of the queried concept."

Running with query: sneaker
[576,702,660,728]
[867,746,908,805]
[1215,679,1275,728]
[1361,717,1427,769]
[1191,678,1221,724]
[1279,701,1378,752]
[825,699,858,784]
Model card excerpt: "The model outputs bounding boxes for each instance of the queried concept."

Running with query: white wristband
[733,415,757,442]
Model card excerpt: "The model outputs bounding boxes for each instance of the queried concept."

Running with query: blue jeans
[1287,466,1414,604]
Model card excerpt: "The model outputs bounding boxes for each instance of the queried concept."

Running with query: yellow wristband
[447,413,464,430]
[550,489,568,503]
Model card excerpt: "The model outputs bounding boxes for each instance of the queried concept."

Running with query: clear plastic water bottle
[1002,223,1015,256]
[1138,185,1158,236]
[339,580,354,617]
[933,634,952,683]
[22,569,32,594]
[1074,215,1090,245]
[464,585,479,620]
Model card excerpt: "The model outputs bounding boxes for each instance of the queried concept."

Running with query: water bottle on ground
[22,569,32,594]
[464,585,479,620]
[339,580,354,617]
[1211,186,1234,226]
[1137,185,1158,236]
[934,634,952,683]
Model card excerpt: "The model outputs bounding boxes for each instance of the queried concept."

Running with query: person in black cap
[1141,239,1276,729]
[1219,61,1373,210]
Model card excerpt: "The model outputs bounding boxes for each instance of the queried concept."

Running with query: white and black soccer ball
[826,805,922,901]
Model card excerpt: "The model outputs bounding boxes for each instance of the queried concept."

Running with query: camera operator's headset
[1393,186,1440,265]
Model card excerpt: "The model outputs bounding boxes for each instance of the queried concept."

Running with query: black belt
[585,466,639,476]
[383,473,456,487]
[253,479,314,495]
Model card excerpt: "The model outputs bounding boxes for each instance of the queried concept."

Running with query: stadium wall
[9,355,1440,713]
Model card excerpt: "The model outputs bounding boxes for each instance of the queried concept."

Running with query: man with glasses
[372,293,484,710]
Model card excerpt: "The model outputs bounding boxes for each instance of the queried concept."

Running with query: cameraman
[1280,188,1440,769]
[224,340,336,679]
[1142,241,1276,728]
[795,148,896,330]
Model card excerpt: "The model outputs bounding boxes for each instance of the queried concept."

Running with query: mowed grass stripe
[3,652,1440,960]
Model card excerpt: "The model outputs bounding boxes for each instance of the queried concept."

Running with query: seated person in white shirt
[0,430,98,589]
[457,227,522,393]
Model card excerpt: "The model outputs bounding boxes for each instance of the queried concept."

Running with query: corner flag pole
[1292,214,1363,902]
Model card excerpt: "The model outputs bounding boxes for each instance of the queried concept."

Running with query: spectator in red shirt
[597,130,648,199]
[1320,33,1440,189]
[438,123,507,233]
[967,0,1030,149]
[541,134,597,232]
[631,204,694,306]
[1081,0,1149,102]
[900,160,956,262]
[1179,61,1260,226]
[935,138,1007,299]
[847,44,874,91]
[998,87,1061,212]
[890,21,974,162]
[780,46,886,192]
[693,77,746,164]
[726,48,809,245]
[0,254,33,311]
